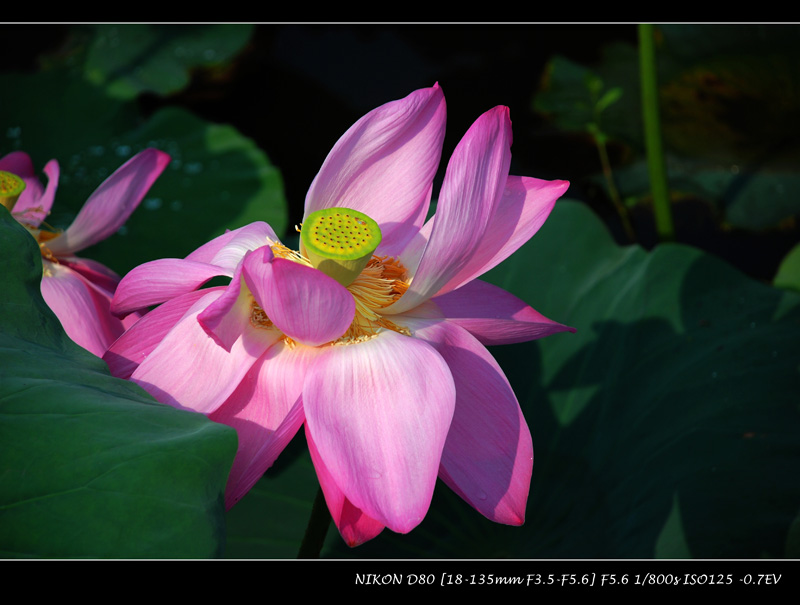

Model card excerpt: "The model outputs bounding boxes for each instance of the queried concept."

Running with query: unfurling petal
[40,260,124,357]
[243,246,355,347]
[405,318,532,525]
[130,289,279,414]
[386,106,512,313]
[306,427,385,546]
[303,330,456,533]
[210,341,315,508]
[47,149,170,255]
[432,279,575,346]
[304,84,446,256]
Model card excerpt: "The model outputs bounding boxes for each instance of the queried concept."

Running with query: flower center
[0,170,25,212]
[267,207,410,346]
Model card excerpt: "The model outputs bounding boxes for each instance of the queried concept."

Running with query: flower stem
[592,129,636,243]
[297,485,331,558]
[638,23,675,242]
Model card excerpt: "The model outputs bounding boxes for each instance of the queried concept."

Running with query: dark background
[3,24,797,282]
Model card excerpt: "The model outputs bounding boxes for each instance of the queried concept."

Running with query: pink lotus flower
[0,149,170,356]
[106,85,573,546]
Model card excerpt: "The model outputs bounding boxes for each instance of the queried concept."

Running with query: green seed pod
[0,171,26,212]
[300,207,382,287]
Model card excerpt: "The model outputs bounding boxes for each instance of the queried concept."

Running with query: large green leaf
[2,69,288,275]
[232,200,799,558]
[0,209,238,558]
[486,201,800,558]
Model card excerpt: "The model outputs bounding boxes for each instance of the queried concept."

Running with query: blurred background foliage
[1,23,798,559]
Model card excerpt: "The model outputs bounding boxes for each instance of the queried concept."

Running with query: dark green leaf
[0,209,238,558]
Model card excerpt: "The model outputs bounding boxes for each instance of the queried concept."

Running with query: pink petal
[185,222,279,272]
[386,106,512,314]
[0,151,37,179]
[111,223,279,318]
[47,148,170,255]
[303,330,456,533]
[103,288,214,379]
[405,317,533,525]
[304,84,446,256]
[432,279,575,346]
[111,258,229,317]
[243,247,355,347]
[197,261,252,351]
[441,175,569,293]
[306,427,385,546]
[1,153,59,228]
[210,341,319,509]
[130,289,280,414]
[40,260,124,357]
[59,255,121,294]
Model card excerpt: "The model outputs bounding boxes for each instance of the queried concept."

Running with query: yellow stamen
[342,255,410,341]
[249,301,273,330]
[271,241,312,266]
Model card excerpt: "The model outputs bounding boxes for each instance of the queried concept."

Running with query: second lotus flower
[0,148,170,357]
[106,84,574,546]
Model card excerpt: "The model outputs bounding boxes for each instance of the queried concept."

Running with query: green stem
[594,132,636,243]
[297,485,331,558]
[639,23,675,242]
